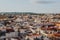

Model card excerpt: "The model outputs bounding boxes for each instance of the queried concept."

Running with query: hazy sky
[0,0,60,13]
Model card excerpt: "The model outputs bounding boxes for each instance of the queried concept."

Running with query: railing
[0,32,19,39]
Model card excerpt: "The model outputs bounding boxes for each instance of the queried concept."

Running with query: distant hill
[0,12,60,15]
